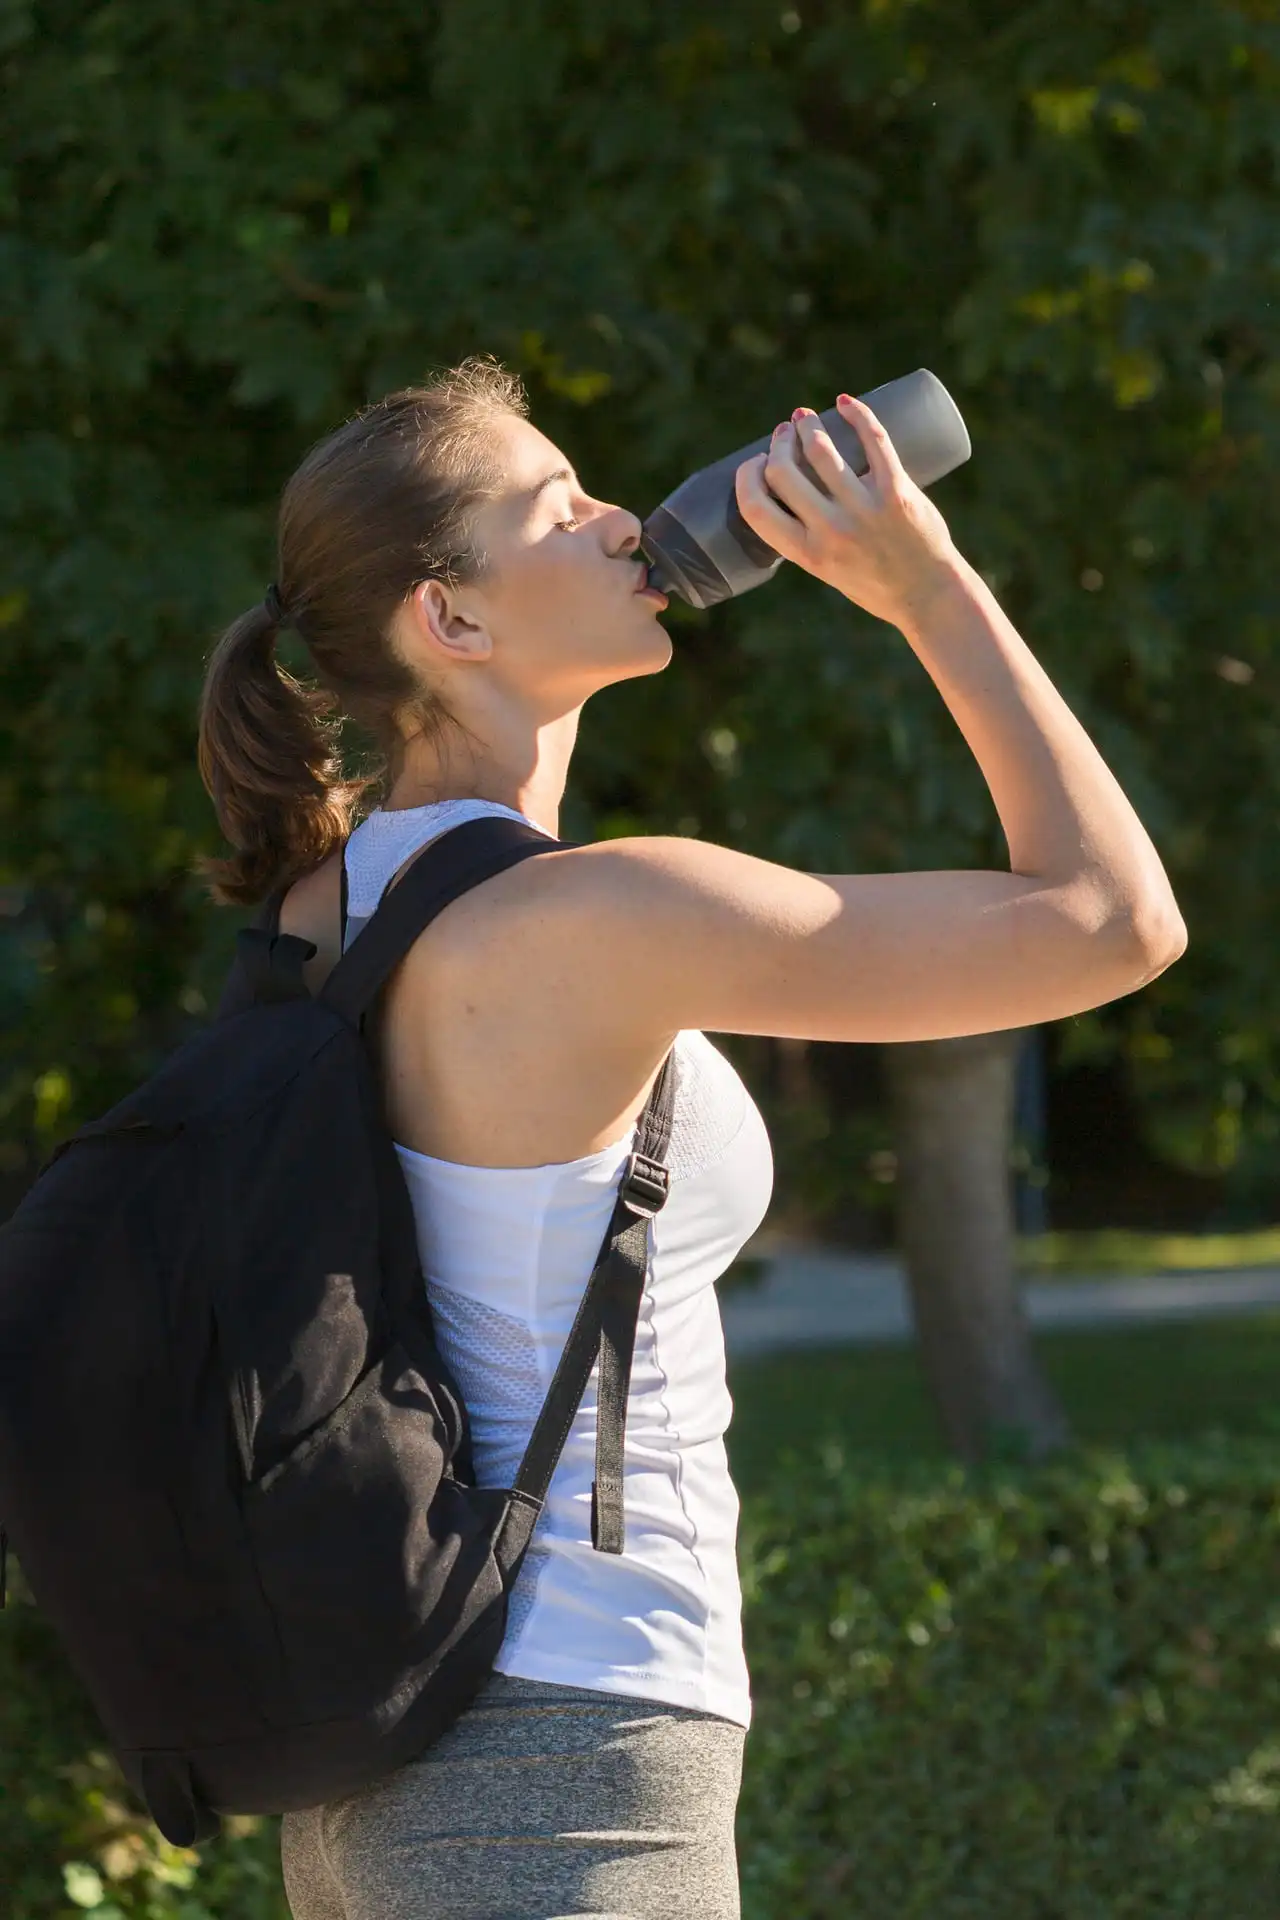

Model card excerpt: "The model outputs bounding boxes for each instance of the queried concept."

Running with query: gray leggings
[280,1675,746,1920]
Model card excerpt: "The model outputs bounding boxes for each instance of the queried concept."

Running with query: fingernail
[791,407,808,422]
[776,420,792,436]
[837,393,855,406]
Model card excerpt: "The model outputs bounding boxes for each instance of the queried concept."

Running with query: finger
[834,393,905,490]
[760,420,843,526]
[734,451,814,564]
[790,407,855,497]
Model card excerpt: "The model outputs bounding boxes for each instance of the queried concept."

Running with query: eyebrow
[521,466,576,505]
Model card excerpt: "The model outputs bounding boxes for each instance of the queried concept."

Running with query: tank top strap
[343,800,550,951]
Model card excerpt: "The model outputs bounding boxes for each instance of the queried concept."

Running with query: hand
[733,394,963,632]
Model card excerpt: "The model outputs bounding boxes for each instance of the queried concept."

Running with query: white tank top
[344,799,773,1727]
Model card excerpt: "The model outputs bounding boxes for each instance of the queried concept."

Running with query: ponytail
[196,601,369,908]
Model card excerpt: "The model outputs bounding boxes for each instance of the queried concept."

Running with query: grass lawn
[1018,1223,1280,1273]
[725,1311,1280,1495]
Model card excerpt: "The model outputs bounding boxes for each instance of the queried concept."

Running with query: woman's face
[403,412,673,712]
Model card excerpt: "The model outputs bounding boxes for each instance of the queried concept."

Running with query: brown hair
[197,357,528,906]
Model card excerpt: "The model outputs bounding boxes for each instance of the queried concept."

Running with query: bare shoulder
[382,830,804,1043]
[446,831,847,1041]
[413,830,833,958]
[523,833,838,945]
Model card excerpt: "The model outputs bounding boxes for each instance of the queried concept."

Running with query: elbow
[1113,891,1188,985]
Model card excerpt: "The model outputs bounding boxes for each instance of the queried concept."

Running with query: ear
[407,578,493,664]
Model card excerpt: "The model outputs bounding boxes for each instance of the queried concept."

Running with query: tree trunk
[883,1032,1070,1463]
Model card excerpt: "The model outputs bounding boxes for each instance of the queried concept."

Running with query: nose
[603,503,643,558]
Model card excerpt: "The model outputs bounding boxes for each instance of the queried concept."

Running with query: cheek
[511,545,609,638]
[484,548,562,643]
[485,533,636,678]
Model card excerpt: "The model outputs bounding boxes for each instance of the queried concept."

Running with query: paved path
[720,1242,1280,1361]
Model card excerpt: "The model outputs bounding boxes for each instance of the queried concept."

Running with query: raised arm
[546,394,1185,1046]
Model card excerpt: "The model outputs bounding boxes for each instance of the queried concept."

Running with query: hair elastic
[263,582,292,630]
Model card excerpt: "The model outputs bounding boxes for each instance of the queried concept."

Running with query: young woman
[197,359,1185,1919]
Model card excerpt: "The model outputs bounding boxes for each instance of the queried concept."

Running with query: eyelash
[556,517,579,532]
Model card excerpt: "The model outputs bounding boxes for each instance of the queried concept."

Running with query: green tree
[860,0,1280,1449]
[3,0,1278,1428]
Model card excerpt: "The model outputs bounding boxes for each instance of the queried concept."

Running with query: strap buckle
[619,1151,670,1218]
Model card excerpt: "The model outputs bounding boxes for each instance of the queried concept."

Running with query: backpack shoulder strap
[320,816,572,1030]
[212,881,302,1021]
[506,1045,677,1561]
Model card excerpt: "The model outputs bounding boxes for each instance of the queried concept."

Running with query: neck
[384,705,581,840]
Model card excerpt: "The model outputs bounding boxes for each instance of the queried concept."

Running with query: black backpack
[0,816,674,1845]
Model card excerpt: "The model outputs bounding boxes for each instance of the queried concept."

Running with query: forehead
[486,413,572,499]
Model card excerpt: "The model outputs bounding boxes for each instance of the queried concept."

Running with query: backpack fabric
[0,817,674,1845]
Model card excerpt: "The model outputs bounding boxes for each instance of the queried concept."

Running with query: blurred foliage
[1,0,1280,1210]
[1021,1222,1280,1272]
[739,1437,1280,1917]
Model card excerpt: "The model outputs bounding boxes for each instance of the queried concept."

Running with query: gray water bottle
[640,368,971,609]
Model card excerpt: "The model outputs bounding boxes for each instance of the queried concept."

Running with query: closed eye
[556,517,580,532]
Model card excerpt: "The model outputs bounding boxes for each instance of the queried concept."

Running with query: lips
[634,565,668,608]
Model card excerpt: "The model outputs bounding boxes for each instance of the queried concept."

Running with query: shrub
[737,1438,1280,1918]
[5,1438,1278,1916]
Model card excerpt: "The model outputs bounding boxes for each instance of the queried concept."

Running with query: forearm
[896,554,1182,944]
[737,393,1183,969]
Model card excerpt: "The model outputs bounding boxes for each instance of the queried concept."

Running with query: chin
[633,625,674,676]
[577,604,673,692]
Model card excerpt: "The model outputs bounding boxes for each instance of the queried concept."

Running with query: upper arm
[544,836,1181,1046]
